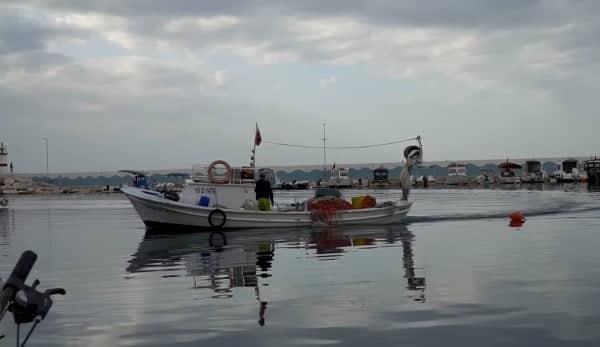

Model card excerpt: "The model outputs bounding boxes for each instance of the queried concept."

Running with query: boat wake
[406,189,600,224]
[406,206,600,223]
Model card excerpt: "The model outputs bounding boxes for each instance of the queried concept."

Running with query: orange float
[509,211,525,227]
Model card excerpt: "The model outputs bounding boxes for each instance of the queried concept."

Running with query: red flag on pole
[254,124,262,146]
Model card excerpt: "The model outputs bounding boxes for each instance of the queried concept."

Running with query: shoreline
[1,181,597,197]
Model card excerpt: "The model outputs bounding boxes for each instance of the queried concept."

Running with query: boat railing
[191,165,256,185]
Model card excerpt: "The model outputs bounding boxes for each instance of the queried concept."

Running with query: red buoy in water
[509,211,525,227]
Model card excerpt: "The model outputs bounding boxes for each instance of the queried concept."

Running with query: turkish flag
[254,124,262,146]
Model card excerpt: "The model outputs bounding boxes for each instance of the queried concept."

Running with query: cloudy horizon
[1,0,599,173]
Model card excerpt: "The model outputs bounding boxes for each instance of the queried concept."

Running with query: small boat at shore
[0,198,7,210]
[122,137,423,230]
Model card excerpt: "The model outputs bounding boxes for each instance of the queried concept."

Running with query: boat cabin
[561,159,578,174]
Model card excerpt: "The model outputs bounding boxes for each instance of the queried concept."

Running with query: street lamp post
[42,137,48,176]
[322,123,327,179]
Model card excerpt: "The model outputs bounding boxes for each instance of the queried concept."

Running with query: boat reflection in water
[126,225,426,326]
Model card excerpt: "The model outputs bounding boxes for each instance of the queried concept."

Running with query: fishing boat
[446,163,468,185]
[522,160,544,183]
[122,137,423,230]
[497,160,522,184]
[584,157,600,185]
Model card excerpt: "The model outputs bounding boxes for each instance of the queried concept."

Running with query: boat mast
[322,122,327,178]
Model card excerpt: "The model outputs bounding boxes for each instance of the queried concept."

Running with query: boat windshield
[374,169,388,180]
[448,166,466,175]
[526,161,541,173]
[562,160,578,173]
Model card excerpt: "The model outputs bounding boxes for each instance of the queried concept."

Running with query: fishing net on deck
[308,197,352,224]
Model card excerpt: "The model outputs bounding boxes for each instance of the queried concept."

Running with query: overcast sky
[1,0,599,173]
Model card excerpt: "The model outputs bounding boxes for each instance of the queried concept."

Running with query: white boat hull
[122,187,412,230]
[446,175,468,185]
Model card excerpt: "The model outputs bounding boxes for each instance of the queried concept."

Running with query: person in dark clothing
[255,173,274,211]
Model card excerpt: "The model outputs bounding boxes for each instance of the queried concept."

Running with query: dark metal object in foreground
[0,251,66,347]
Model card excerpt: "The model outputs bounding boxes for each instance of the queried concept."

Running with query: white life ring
[207,160,232,184]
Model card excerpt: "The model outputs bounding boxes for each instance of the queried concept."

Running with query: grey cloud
[0,8,91,54]
[0,13,57,53]
[1,0,600,171]
[0,0,554,29]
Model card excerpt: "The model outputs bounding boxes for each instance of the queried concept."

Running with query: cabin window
[563,161,577,173]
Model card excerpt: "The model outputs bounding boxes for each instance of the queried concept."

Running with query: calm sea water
[1,187,600,346]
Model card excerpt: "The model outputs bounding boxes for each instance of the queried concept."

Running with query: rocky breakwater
[0,176,60,194]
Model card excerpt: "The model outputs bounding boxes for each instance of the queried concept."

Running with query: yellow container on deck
[351,196,365,209]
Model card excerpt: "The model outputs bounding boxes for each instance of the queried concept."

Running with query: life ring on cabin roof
[207,160,232,184]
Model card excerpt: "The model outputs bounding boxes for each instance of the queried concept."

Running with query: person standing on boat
[255,173,274,211]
